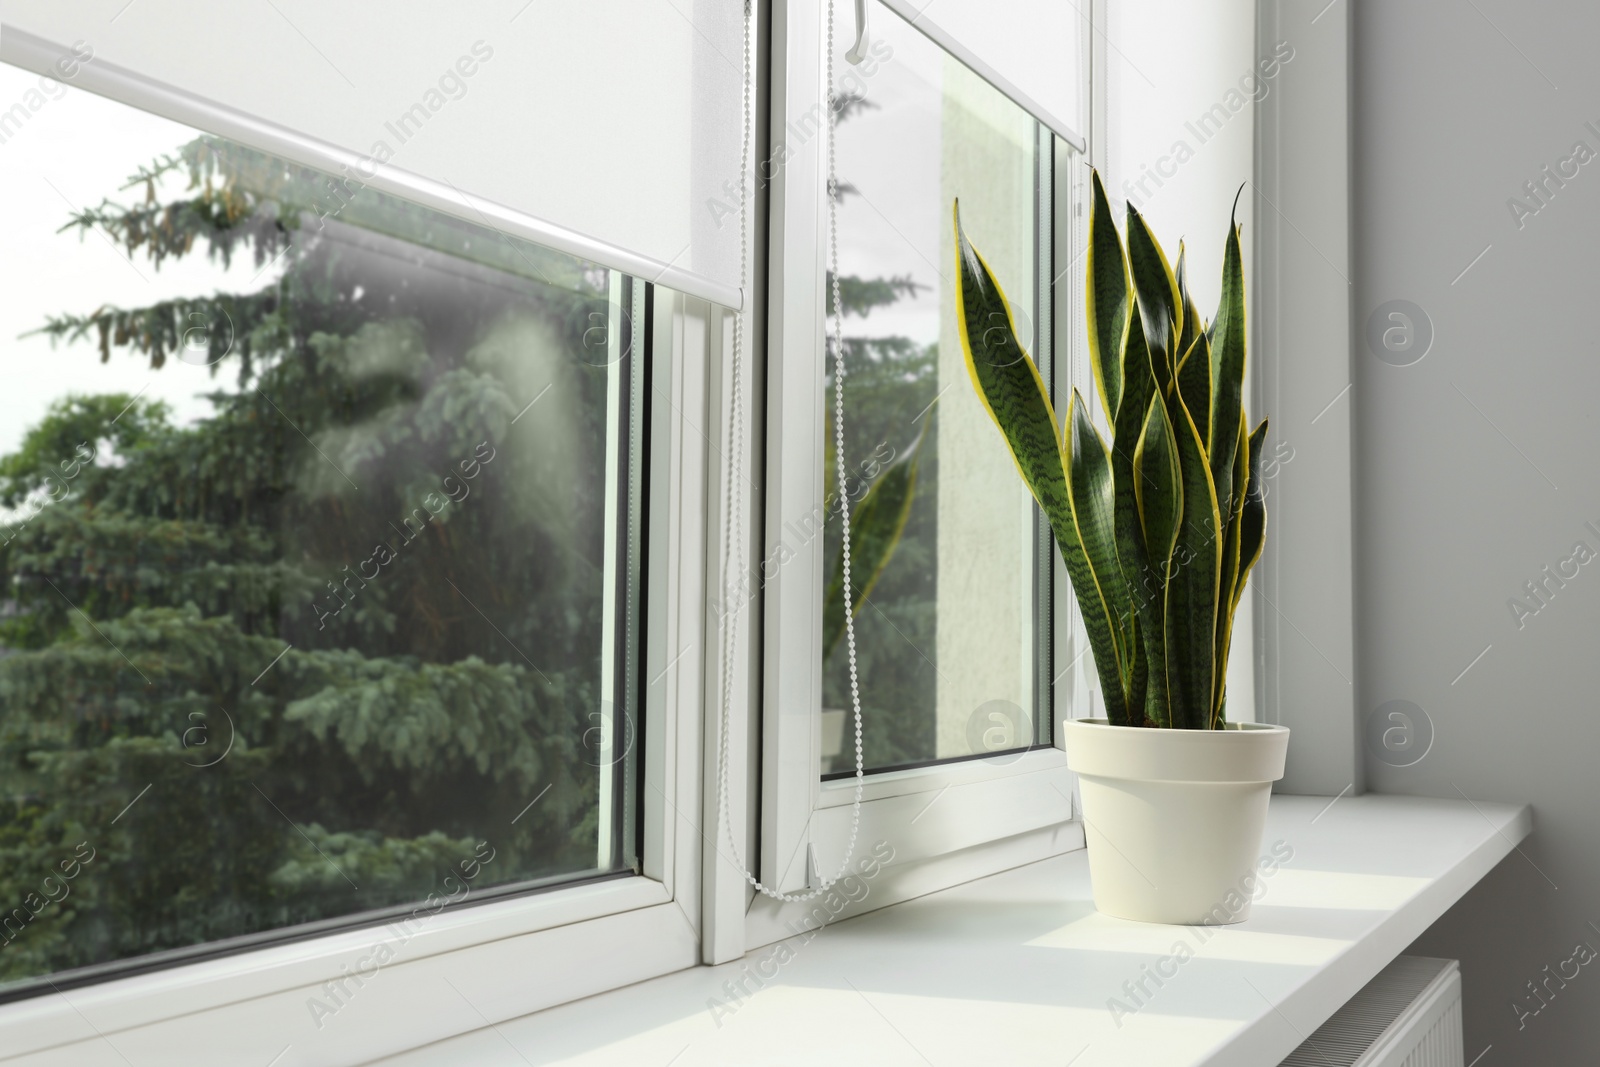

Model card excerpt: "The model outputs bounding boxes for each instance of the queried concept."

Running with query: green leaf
[1064,388,1133,704]
[1112,314,1156,573]
[1214,417,1268,727]
[1175,331,1213,450]
[954,202,1130,725]
[1174,242,1204,373]
[1209,204,1246,498]
[1086,171,1129,422]
[1163,388,1222,729]
[1125,205,1182,386]
[1064,390,1121,598]
[1126,615,1149,729]
[821,419,927,660]
[1213,412,1249,725]
[1134,397,1182,586]
[953,201,1064,524]
[1234,418,1270,612]
[1112,310,1165,727]
[1131,394,1181,728]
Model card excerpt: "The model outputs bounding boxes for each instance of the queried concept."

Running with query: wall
[1353,0,1600,1060]
[1251,0,1361,791]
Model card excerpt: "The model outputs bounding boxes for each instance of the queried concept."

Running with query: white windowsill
[375,794,1530,1066]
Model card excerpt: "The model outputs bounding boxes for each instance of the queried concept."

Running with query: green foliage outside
[0,136,622,986]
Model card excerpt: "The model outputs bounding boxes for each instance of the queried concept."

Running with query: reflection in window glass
[0,65,641,995]
[822,6,1057,775]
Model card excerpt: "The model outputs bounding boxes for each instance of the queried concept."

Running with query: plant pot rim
[1063,717,1290,784]
[1065,717,1289,735]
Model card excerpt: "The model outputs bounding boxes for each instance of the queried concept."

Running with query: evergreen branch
[26,290,279,370]
[57,193,293,273]
[827,273,927,318]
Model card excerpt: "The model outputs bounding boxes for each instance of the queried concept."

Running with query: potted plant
[952,172,1288,924]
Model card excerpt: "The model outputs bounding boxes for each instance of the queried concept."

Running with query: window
[752,0,1082,909]
[821,2,1058,776]
[0,68,644,996]
[0,0,1103,1053]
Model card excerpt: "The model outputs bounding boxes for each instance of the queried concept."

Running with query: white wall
[1352,0,1600,1059]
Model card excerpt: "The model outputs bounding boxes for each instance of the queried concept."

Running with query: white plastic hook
[845,0,870,64]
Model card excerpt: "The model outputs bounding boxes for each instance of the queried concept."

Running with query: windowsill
[379,794,1530,1066]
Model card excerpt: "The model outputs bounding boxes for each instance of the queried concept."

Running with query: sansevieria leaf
[1214,417,1269,726]
[1125,204,1182,384]
[1086,171,1130,422]
[1174,242,1204,375]
[1132,393,1181,727]
[1064,388,1134,707]
[1163,387,1222,729]
[1134,396,1182,589]
[1209,196,1247,498]
[1175,331,1214,450]
[1213,412,1250,724]
[1125,616,1149,728]
[954,202,1131,725]
[952,172,1268,729]
[1113,307,1167,727]
[1112,310,1157,581]
[1234,418,1270,612]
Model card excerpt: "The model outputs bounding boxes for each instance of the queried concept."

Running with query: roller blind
[0,0,746,308]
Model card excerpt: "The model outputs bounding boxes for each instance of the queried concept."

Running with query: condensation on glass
[0,63,642,997]
[820,2,1068,776]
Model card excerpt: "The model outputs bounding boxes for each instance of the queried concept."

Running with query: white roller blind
[0,0,746,307]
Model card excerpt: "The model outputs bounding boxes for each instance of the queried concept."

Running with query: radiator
[1279,956,1463,1067]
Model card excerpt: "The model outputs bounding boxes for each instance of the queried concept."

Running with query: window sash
[0,48,720,1052]
[0,288,722,1063]
[750,0,1085,920]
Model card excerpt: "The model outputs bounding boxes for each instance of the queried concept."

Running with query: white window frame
[725,0,1096,957]
[0,31,724,1064]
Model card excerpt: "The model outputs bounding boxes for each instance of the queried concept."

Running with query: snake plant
[953,171,1267,729]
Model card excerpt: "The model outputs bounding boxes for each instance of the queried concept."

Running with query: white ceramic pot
[1062,718,1290,924]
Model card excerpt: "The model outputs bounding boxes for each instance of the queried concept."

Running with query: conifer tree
[0,136,617,982]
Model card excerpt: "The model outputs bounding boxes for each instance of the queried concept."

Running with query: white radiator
[1280,956,1463,1067]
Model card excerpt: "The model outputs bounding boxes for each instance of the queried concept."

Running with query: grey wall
[1353,0,1600,1060]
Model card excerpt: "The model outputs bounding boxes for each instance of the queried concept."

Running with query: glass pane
[821,5,1051,776]
[0,65,641,995]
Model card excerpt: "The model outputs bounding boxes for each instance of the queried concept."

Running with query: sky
[0,61,275,461]
[833,14,1038,356]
